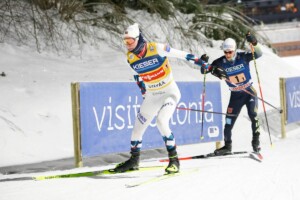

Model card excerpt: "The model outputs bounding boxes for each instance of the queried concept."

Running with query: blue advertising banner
[285,77,300,124]
[79,82,223,157]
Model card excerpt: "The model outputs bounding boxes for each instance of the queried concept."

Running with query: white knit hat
[124,23,140,39]
[223,38,236,51]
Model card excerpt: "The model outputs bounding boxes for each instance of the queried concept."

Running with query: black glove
[211,66,228,80]
[200,54,209,63]
[246,31,257,46]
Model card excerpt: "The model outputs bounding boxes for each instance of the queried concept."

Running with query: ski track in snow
[1,134,300,200]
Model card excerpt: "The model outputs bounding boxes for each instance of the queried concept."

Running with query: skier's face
[123,37,138,51]
[224,50,235,61]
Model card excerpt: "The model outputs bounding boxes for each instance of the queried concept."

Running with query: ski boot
[165,149,180,174]
[214,142,232,156]
[252,136,261,153]
[112,151,140,173]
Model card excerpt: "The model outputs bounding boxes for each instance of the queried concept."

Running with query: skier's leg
[246,87,261,152]
[156,96,178,151]
[157,98,179,173]
[114,95,161,172]
[156,86,181,173]
[215,92,243,155]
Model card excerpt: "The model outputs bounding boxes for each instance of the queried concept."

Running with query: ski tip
[250,152,263,162]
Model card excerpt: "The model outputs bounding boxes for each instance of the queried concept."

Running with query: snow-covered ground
[0,32,300,199]
[1,130,300,200]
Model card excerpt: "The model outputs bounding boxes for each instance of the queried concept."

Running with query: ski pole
[189,56,210,140]
[176,107,238,117]
[250,44,273,146]
[200,69,207,140]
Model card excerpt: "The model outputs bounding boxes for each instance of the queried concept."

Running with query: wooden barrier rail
[272,41,300,57]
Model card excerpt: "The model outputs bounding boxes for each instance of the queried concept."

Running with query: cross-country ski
[125,168,199,188]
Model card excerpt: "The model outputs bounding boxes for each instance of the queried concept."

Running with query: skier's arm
[245,32,263,61]
[156,43,208,69]
[127,58,146,98]
[156,43,189,60]
[132,71,146,99]
[252,43,263,59]
[201,59,228,80]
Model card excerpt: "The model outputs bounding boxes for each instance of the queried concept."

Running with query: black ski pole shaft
[250,44,273,146]
[200,69,207,140]
[176,107,237,117]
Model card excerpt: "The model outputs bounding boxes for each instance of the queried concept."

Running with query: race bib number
[229,73,246,84]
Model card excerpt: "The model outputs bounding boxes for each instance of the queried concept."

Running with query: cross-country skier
[202,33,263,155]
[112,23,210,174]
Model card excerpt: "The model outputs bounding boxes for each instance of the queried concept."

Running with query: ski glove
[133,75,146,99]
[200,54,209,63]
[186,53,210,70]
[211,66,228,80]
[246,32,257,46]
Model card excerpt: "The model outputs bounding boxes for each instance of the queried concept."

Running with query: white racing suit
[127,42,195,152]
